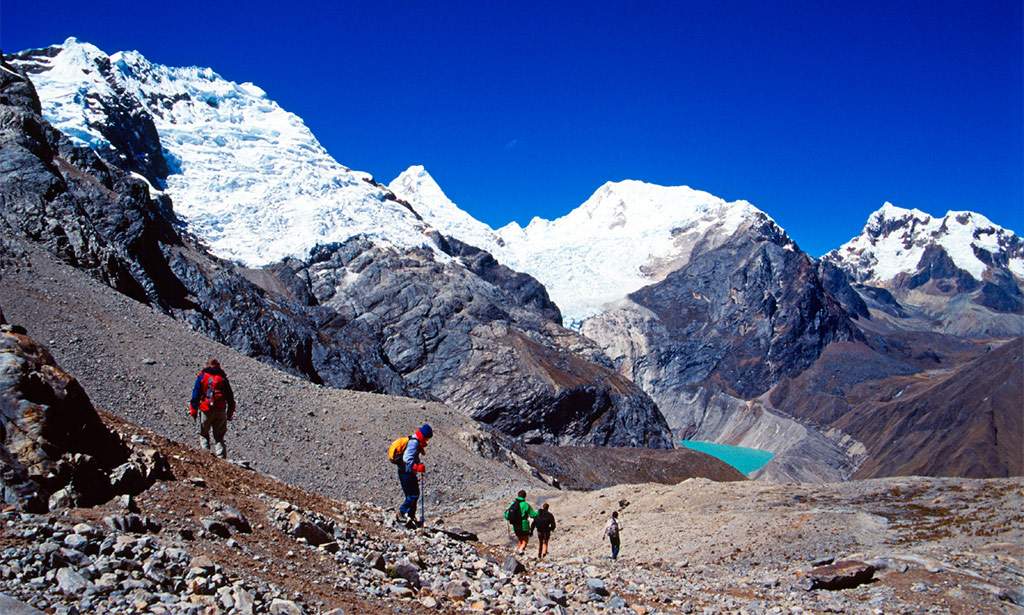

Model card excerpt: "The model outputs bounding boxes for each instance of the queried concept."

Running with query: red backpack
[199,372,228,412]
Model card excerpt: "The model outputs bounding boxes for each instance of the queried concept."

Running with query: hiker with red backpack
[389,424,432,528]
[189,359,236,459]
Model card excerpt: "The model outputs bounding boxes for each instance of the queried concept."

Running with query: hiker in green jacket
[504,490,539,555]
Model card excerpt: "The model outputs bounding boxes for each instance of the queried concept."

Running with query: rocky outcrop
[302,239,671,448]
[582,215,861,444]
[0,324,168,511]
[438,234,563,325]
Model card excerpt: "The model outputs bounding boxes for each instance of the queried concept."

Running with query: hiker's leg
[610,536,620,560]
[211,408,228,458]
[398,471,419,518]
[199,412,212,450]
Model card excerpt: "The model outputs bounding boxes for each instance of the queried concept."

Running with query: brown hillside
[847,337,1024,479]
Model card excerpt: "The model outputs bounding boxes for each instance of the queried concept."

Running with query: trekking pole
[418,471,426,527]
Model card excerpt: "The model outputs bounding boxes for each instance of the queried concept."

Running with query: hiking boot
[214,442,227,459]
[199,436,211,451]
[396,512,409,525]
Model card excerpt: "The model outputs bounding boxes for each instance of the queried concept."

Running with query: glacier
[391,165,769,324]
[12,38,439,267]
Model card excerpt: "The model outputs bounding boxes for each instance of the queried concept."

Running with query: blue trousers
[610,536,620,560]
[398,470,419,518]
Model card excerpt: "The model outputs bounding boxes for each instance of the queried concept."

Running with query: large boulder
[0,325,128,510]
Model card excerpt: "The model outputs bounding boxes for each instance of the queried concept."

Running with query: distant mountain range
[4,39,1021,481]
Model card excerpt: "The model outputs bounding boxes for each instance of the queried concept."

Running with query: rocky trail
[1,402,1021,615]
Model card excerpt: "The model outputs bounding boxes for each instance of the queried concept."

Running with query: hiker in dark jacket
[505,490,539,555]
[604,511,621,560]
[189,358,236,458]
[531,502,556,559]
[397,424,432,527]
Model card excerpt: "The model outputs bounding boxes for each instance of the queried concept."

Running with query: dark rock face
[305,239,672,448]
[817,261,870,320]
[0,58,671,449]
[439,235,563,325]
[629,217,860,399]
[0,326,132,510]
[583,216,861,440]
[767,335,1022,479]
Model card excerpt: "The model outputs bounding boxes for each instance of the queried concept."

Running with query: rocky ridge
[578,214,866,480]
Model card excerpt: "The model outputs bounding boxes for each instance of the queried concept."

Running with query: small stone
[232,587,255,615]
[388,585,414,598]
[63,534,89,551]
[586,577,609,597]
[445,582,471,600]
[394,558,421,588]
[49,488,77,511]
[547,588,568,606]
[201,517,232,538]
[268,598,303,615]
[420,596,438,608]
[216,505,252,533]
[190,555,217,571]
[56,567,94,595]
[501,554,525,575]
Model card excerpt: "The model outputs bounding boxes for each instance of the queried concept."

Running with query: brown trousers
[199,406,228,457]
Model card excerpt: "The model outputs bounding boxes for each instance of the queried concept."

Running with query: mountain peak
[827,202,1024,283]
[391,165,447,202]
[12,40,436,267]
[395,173,779,324]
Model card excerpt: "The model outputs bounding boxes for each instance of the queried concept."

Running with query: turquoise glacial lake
[679,440,775,476]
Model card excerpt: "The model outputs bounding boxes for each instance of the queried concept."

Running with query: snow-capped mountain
[8,38,436,267]
[824,202,1024,284]
[391,166,769,325]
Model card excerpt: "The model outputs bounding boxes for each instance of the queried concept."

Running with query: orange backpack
[388,437,410,465]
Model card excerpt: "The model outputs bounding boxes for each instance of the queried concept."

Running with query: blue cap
[419,424,433,439]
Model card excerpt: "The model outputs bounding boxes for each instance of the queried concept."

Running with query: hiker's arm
[225,379,236,414]
[403,437,421,471]
[189,375,202,411]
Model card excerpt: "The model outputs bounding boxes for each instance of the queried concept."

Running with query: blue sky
[4,0,1021,256]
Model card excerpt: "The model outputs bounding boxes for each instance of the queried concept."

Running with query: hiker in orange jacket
[396,424,432,527]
